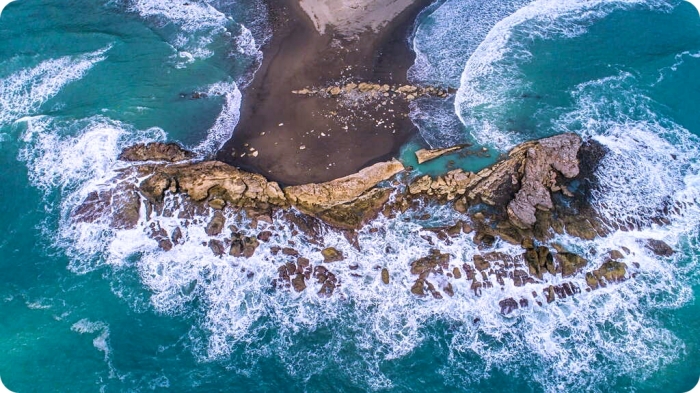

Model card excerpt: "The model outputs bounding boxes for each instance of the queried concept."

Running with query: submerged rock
[415,144,469,164]
[644,239,674,257]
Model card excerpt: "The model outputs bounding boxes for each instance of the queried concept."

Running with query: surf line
[0,376,16,393]
[0,0,15,17]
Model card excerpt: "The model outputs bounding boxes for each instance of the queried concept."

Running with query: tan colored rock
[321,247,344,262]
[415,144,468,164]
[381,268,390,284]
[358,82,373,92]
[138,161,287,207]
[292,274,306,292]
[209,198,226,210]
[408,175,432,195]
[407,169,473,201]
[315,187,393,230]
[397,85,417,94]
[285,159,404,213]
[507,134,581,229]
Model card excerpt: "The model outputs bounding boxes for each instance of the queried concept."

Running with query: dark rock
[471,280,482,296]
[292,274,306,292]
[411,279,426,296]
[410,250,450,276]
[229,232,259,258]
[205,211,226,236]
[282,247,299,256]
[556,252,587,278]
[545,285,556,303]
[645,239,674,257]
[585,272,599,290]
[609,250,624,260]
[171,227,183,245]
[73,184,142,230]
[499,298,519,315]
[592,260,627,283]
[473,255,491,271]
[257,230,272,242]
[208,239,225,256]
[296,257,310,274]
[242,236,259,258]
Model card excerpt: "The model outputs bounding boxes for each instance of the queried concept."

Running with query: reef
[73,134,674,311]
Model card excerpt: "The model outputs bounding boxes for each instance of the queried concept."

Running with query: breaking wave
[0,47,110,128]
[454,0,672,148]
[118,0,267,69]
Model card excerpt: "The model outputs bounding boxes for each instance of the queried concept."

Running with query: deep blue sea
[1,0,699,392]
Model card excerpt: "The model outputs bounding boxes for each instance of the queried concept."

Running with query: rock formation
[415,144,470,164]
[71,133,649,308]
[284,159,404,229]
[119,142,195,163]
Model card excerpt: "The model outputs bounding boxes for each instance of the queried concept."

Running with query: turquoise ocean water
[1,0,699,391]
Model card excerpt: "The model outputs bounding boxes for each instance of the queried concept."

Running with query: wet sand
[215,0,433,185]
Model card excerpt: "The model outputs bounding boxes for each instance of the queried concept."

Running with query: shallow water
[1,0,699,392]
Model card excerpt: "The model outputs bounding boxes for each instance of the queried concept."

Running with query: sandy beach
[216,0,433,185]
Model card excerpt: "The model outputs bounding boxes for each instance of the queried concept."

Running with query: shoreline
[215,0,434,186]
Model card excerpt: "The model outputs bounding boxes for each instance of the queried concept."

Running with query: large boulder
[138,161,287,207]
[506,134,581,229]
[284,160,404,229]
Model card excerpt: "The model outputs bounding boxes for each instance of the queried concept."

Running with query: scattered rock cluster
[73,136,676,309]
[292,82,453,101]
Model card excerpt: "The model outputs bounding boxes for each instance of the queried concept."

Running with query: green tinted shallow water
[1,0,700,392]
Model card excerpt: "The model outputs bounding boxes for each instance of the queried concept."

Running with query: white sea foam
[191,81,242,155]
[126,0,228,32]
[655,49,700,84]
[17,116,164,195]
[0,47,109,127]
[409,0,532,87]
[49,181,694,391]
[454,0,671,148]
[71,319,121,379]
[122,0,264,66]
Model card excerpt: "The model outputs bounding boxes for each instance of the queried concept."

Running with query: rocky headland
[73,134,675,313]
